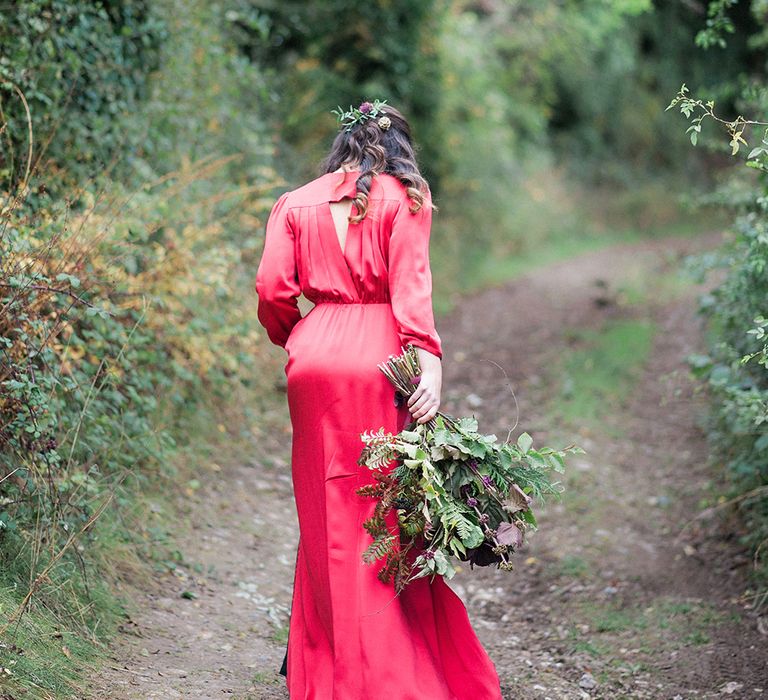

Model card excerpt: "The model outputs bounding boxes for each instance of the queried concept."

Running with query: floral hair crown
[332,99,392,133]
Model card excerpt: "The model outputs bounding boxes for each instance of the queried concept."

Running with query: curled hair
[320,105,435,223]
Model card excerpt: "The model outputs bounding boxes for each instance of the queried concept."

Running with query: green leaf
[432,428,451,445]
[459,522,485,548]
[400,443,418,459]
[547,453,566,473]
[517,432,533,454]
[466,440,488,457]
[55,272,81,288]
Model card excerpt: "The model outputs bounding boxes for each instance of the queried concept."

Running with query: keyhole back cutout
[329,198,354,256]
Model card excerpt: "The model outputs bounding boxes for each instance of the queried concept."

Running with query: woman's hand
[407,347,442,424]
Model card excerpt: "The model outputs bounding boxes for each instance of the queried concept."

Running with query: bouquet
[357,346,582,593]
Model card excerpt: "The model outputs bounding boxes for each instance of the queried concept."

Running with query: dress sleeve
[255,192,302,348]
[388,192,443,359]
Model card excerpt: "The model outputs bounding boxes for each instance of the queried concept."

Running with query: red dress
[255,169,503,700]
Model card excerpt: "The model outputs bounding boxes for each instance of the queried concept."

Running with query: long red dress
[255,169,503,700]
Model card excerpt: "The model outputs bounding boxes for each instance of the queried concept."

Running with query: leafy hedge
[0,6,279,695]
[0,161,269,567]
[0,0,166,191]
[690,196,768,575]
[224,0,444,185]
[0,198,176,609]
[0,2,170,630]
[669,0,768,582]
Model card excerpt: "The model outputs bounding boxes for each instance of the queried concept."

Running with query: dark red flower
[463,542,500,568]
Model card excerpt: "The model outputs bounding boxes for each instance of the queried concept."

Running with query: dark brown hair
[320,104,434,223]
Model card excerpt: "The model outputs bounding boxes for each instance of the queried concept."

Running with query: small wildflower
[468,460,478,473]
[359,101,373,114]
[481,475,493,488]
[479,513,490,524]
[466,496,479,508]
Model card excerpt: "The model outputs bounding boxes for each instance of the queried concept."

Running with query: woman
[255,101,503,699]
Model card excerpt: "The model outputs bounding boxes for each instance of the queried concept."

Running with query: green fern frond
[363,534,397,564]
[360,427,393,445]
[377,550,402,583]
[359,441,397,469]
[356,483,384,499]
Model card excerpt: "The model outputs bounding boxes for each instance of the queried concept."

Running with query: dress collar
[326,169,360,202]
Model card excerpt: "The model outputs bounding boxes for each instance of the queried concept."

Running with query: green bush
[669,0,768,582]
[0,2,280,695]
[689,201,768,572]
[0,0,166,191]
[223,0,444,184]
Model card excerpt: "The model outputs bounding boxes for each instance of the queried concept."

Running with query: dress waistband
[313,300,390,305]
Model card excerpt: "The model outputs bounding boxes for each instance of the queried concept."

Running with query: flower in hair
[332,99,389,132]
[378,116,392,130]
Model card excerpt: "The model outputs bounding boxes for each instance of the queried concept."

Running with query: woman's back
[256,168,441,357]
[278,169,423,303]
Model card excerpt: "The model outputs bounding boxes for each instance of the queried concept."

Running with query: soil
[91,233,768,700]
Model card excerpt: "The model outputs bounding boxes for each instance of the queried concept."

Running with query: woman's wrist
[414,345,442,372]
[408,345,442,423]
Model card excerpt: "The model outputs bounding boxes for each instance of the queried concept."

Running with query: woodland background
[1,0,767,696]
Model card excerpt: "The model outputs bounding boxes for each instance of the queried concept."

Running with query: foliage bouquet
[357,346,581,593]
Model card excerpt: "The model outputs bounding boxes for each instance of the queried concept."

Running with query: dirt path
[92,233,767,700]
